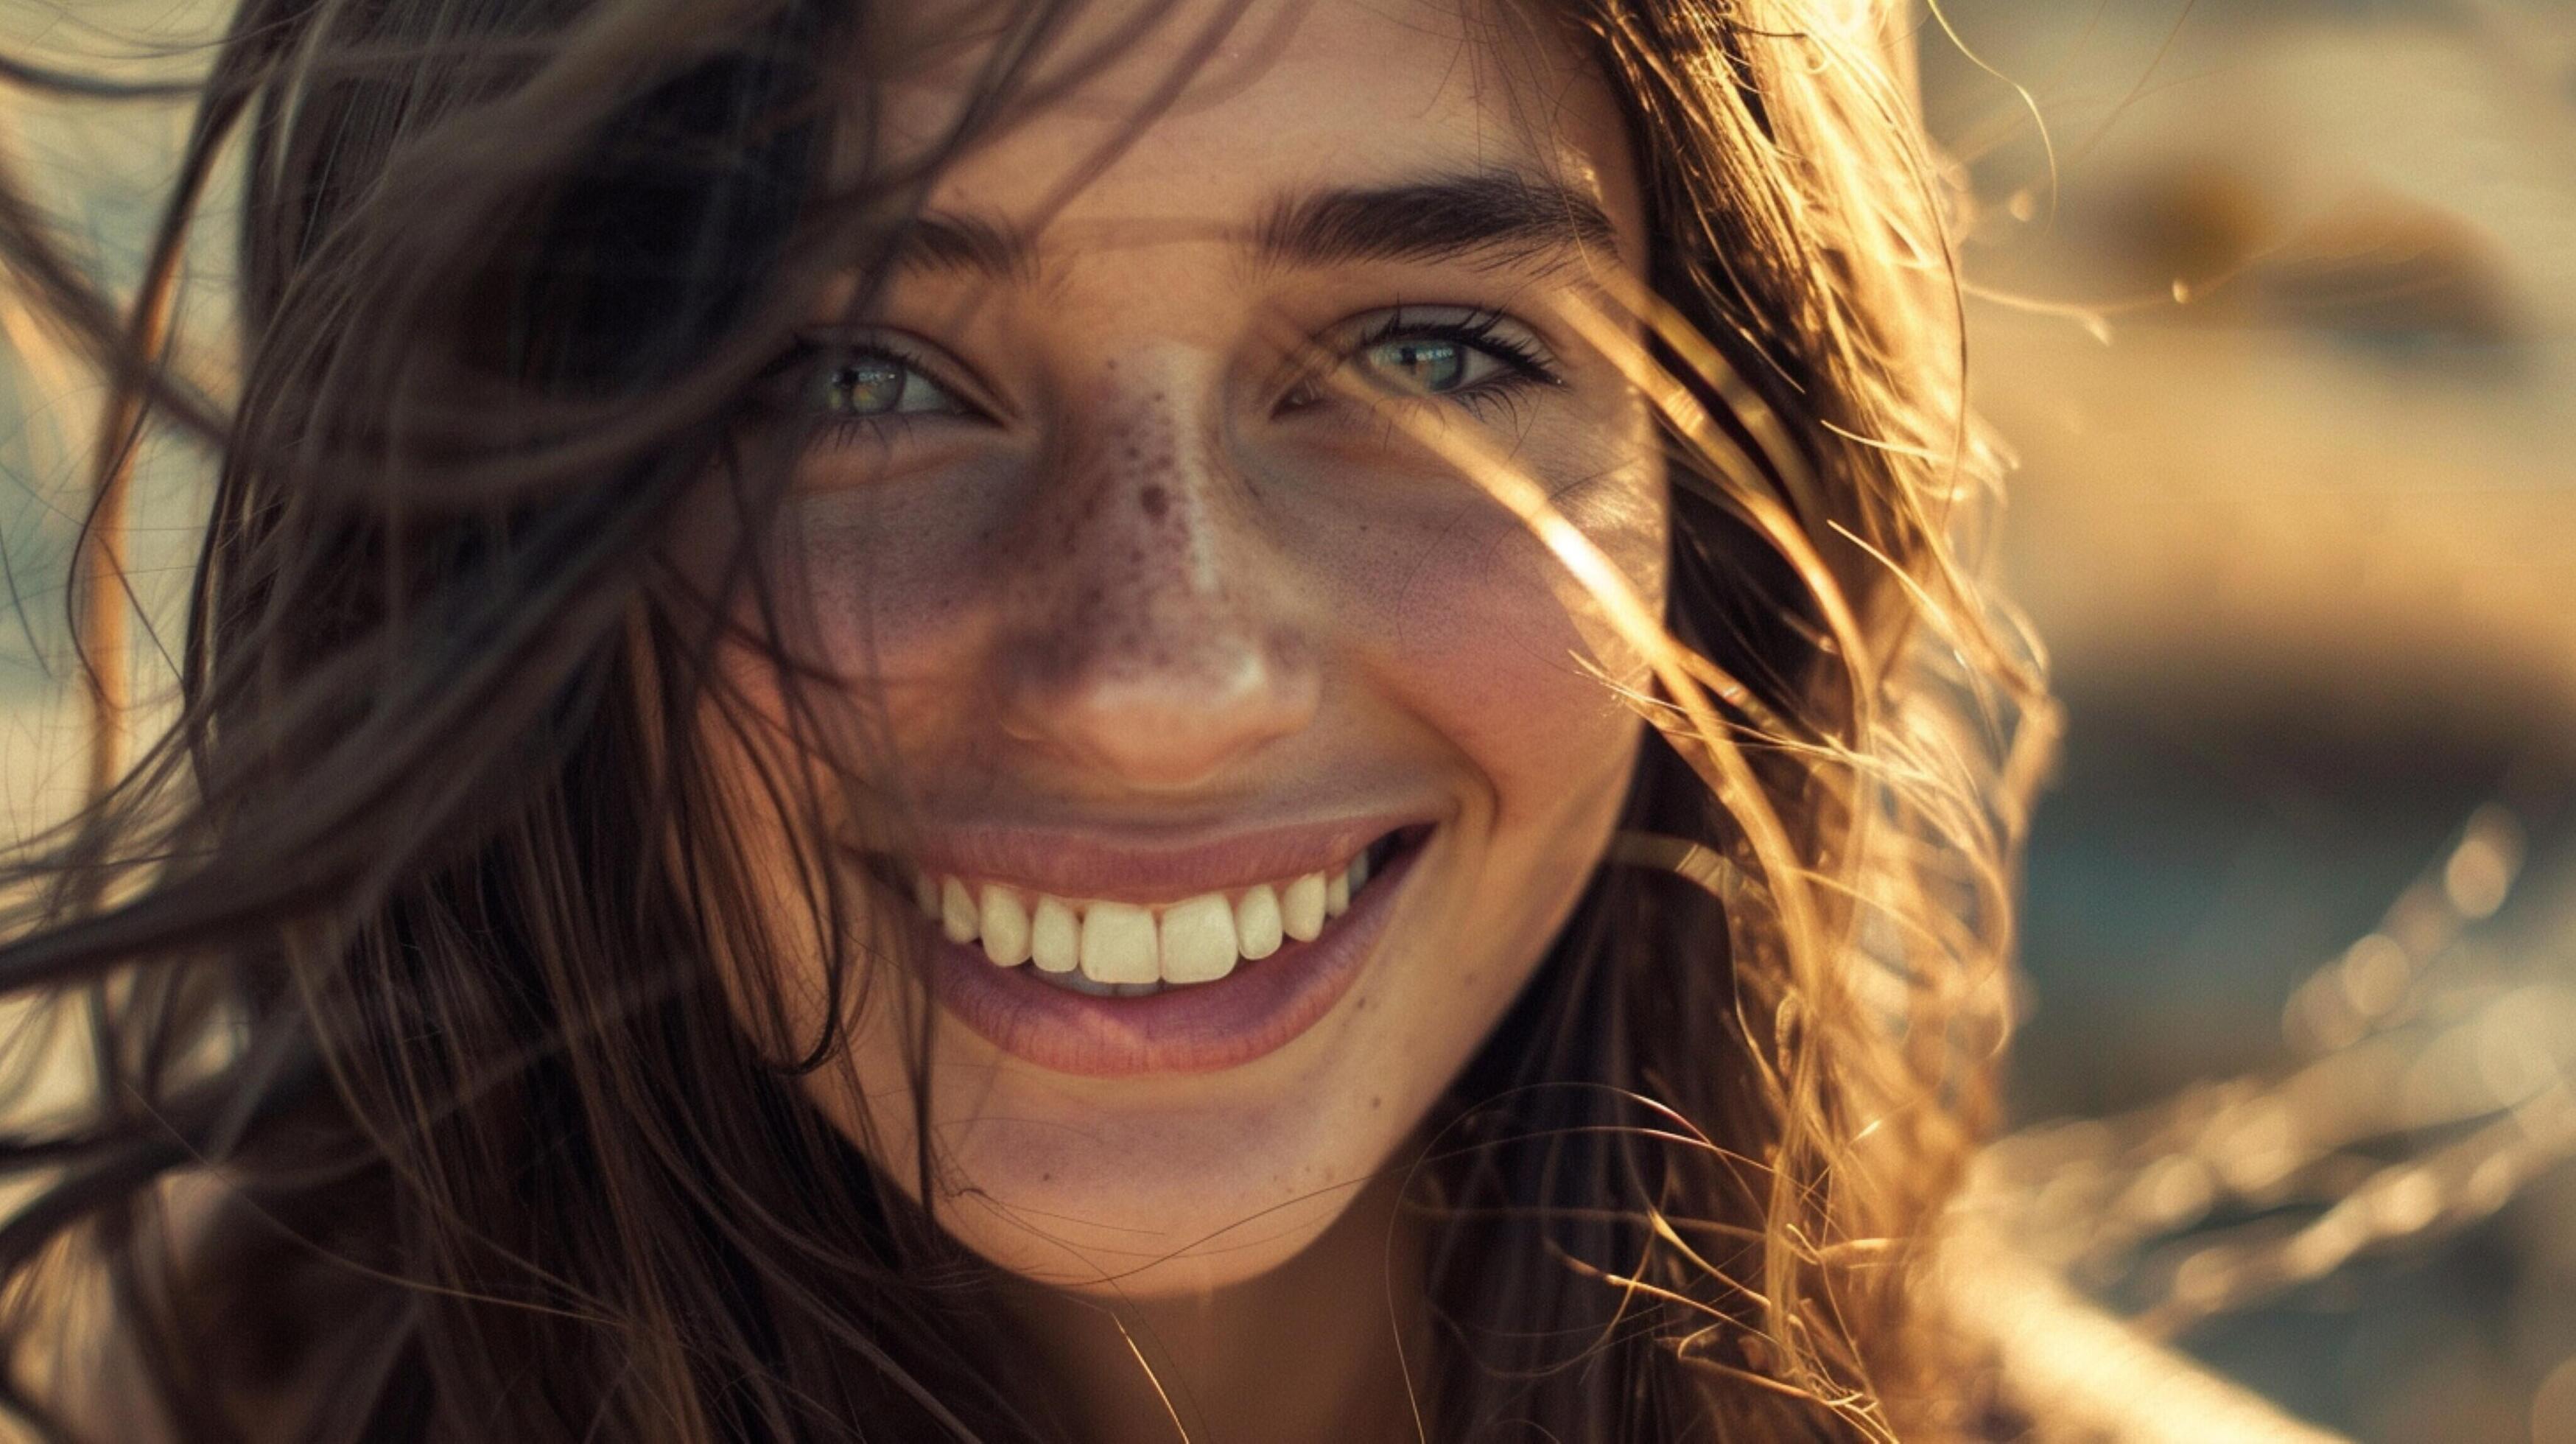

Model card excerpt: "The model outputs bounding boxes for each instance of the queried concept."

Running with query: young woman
[0,0,2049,1437]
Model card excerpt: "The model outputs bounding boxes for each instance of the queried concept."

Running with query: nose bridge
[1083,379,1224,607]
[998,365,1318,786]
[1045,366,1236,658]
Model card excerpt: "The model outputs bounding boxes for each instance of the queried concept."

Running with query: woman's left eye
[1353,337,1483,396]
[1288,309,1562,416]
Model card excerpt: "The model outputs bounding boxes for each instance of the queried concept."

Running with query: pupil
[827,357,905,416]
[1375,339,1464,393]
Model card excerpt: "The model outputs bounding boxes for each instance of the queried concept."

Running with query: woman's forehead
[851,0,1640,264]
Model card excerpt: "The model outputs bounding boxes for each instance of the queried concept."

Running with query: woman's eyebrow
[1251,169,1624,274]
[894,211,1041,285]
[885,169,1622,287]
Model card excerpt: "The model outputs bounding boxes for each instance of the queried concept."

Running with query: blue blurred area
[2015,684,2566,1116]
[2011,687,2575,1439]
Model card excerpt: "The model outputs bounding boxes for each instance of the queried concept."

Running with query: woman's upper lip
[891,810,1435,902]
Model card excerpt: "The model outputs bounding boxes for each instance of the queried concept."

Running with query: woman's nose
[995,389,1321,789]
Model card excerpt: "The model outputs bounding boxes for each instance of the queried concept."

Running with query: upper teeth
[913,854,1374,989]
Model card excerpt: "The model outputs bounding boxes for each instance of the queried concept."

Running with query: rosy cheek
[1324,460,1666,813]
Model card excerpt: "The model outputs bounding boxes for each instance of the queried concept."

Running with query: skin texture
[723,0,1665,1434]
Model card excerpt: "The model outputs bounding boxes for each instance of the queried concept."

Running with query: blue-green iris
[1360,338,1467,394]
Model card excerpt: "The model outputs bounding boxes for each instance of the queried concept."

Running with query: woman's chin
[936,1174,1362,1298]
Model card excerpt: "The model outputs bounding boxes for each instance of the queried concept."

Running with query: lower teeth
[1036,971,1164,998]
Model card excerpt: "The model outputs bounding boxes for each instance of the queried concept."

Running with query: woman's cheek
[775,460,1021,770]
[1310,442,1663,1037]
[1329,448,1667,813]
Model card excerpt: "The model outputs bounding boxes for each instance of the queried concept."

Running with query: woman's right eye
[807,347,971,424]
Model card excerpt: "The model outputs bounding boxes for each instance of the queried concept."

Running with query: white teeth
[1159,894,1238,984]
[913,842,1394,991]
[1281,873,1327,942]
[980,886,1031,967]
[1079,901,1159,984]
[1030,896,1080,973]
[941,877,979,944]
[1235,884,1283,961]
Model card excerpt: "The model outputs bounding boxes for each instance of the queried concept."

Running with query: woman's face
[735,0,1665,1294]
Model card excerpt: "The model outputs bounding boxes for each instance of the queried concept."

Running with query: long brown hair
[0,0,2049,1438]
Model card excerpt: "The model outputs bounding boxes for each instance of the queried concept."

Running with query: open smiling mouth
[913,826,1423,997]
[892,824,1434,1076]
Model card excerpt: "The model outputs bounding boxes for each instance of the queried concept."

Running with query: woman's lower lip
[919,838,1422,1077]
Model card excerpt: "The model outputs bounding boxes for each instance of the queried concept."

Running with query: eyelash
[1327,306,1562,415]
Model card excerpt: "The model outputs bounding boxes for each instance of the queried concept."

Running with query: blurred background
[1923,2,2576,1440]
[0,1,2570,1439]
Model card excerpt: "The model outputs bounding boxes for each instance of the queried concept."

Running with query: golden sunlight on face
[748,0,1665,1295]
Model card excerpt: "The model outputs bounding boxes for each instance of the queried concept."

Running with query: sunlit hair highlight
[1371,2,2054,1436]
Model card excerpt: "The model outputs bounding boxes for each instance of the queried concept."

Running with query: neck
[1000,1172,1431,1444]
